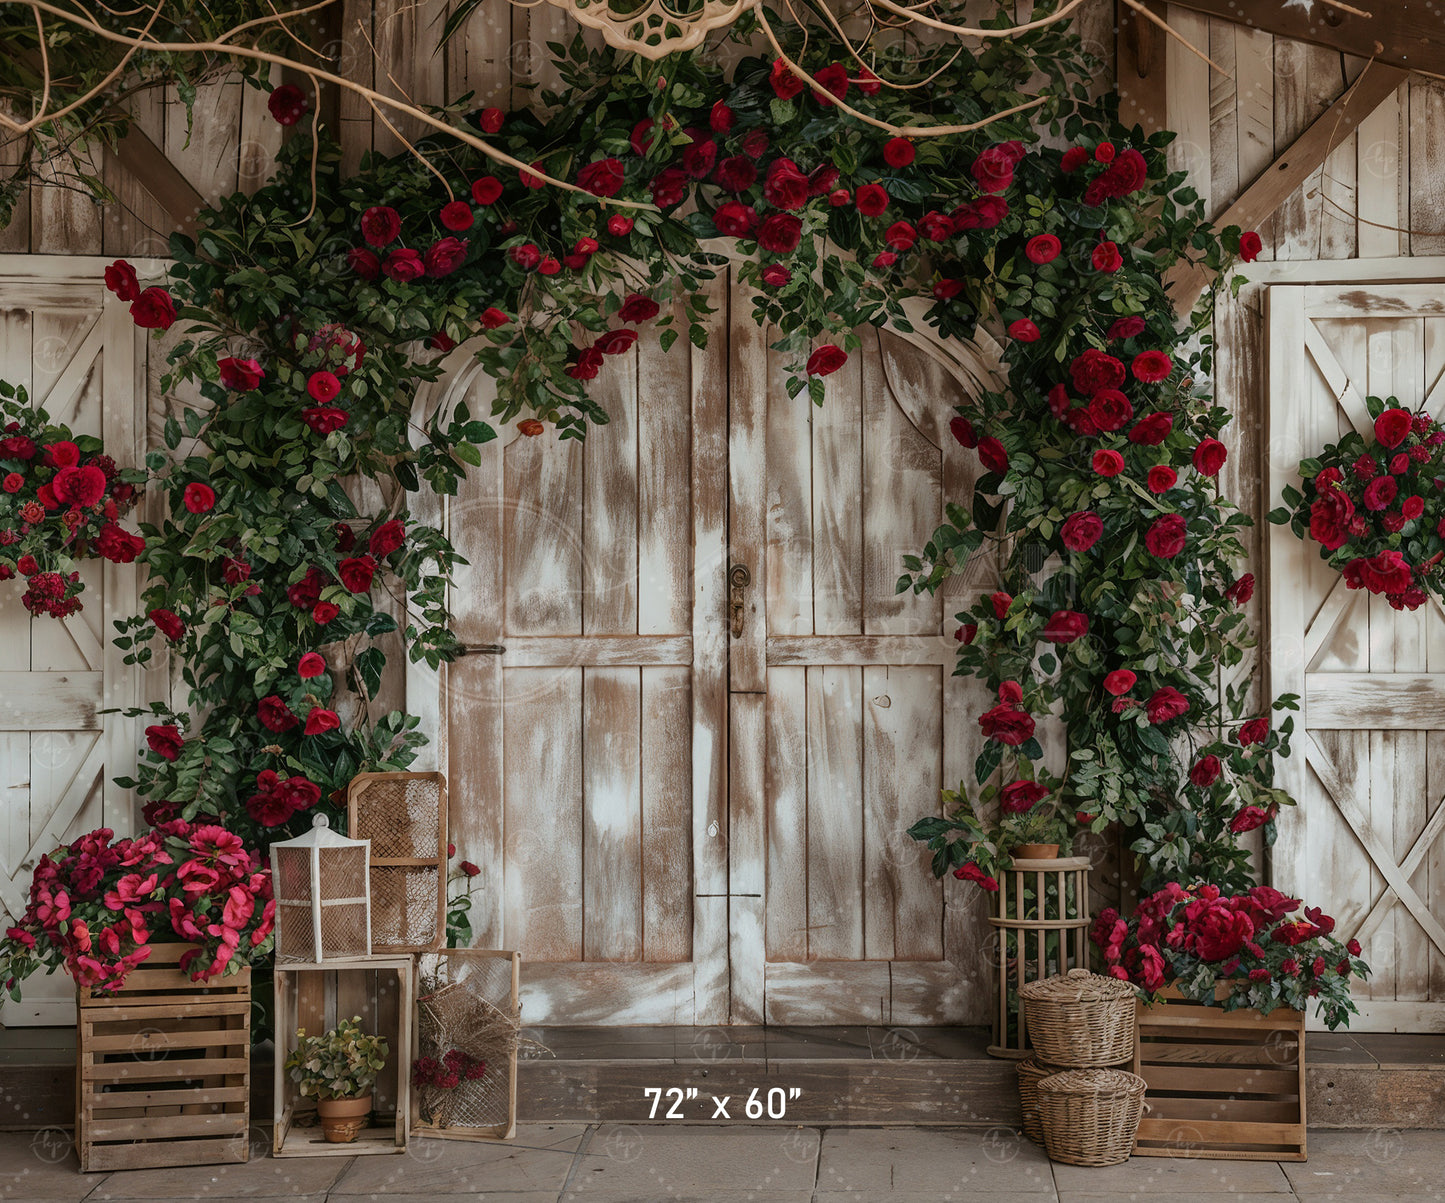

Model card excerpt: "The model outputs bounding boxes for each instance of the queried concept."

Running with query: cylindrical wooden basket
[1038,1068,1148,1167]
[1019,969,1136,1067]
[1016,1056,1067,1145]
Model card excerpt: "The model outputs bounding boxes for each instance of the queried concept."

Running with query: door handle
[729,564,751,639]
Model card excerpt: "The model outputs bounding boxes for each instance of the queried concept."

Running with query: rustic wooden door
[0,258,144,1025]
[1269,283,1445,1032]
[727,301,991,1025]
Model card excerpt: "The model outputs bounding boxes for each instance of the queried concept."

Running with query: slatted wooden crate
[273,956,413,1157]
[1133,986,1307,1162]
[76,942,252,1172]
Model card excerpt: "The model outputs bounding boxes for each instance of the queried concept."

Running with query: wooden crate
[273,957,413,1157]
[1133,986,1307,1162]
[347,771,447,954]
[412,949,520,1141]
[76,942,251,1172]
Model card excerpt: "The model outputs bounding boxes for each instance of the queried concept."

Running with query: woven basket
[1016,1056,1068,1145]
[1019,969,1136,1067]
[1037,1068,1148,1167]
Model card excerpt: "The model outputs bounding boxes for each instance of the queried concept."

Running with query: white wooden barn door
[0,258,143,1024]
[1269,283,1445,1032]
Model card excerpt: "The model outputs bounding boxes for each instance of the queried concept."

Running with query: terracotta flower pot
[1014,843,1059,860]
[317,1093,372,1143]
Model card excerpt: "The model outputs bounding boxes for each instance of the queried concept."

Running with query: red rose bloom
[979,703,1035,746]
[1225,573,1255,605]
[182,482,215,514]
[1192,438,1227,476]
[369,519,405,558]
[1042,610,1089,643]
[1000,780,1049,814]
[1363,475,1398,511]
[1061,511,1103,552]
[1190,901,1255,962]
[1147,465,1177,493]
[757,213,803,254]
[1374,408,1413,449]
[258,695,299,733]
[312,600,339,624]
[148,608,184,641]
[567,346,604,382]
[471,177,503,206]
[769,58,804,99]
[439,201,474,231]
[303,407,348,434]
[650,168,689,209]
[130,287,176,330]
[1190,754,1222,787]
[883,137,915,168]
[304,707,341,736]
[1145,513,1187,558]
[577,158,625,198]
[477,107,505,133]
[425,237,469,277]
[95,523,145,563]
[855,184,889,217]
[104,259,141,301]
[145,724,184,761]
[932,278,963,301]
[990,592,1012,619]
[267,84,308,126]
[957,623,977,644]
[977,436,1008,475]
[761,264,792,288]
[713,201,759,238]
[1092,449,1125,477]
[1092,240,1123,272]
[338,554,377,593]
[1088,389,1134,432]
[1107,316,1146,341]
[2,471,20,492]
[217,356,264,391]
[1237,717,1271,746]
[709,101,735,133]
[360,205,402,248]
[347,247,381,279]
[953,197,1009,229]
[1129,412,1173,446]
[1309,488,1354,549]
[1070,349,1126,395]
[596,330,638,356]
[811,63,849,105]
[970,145,1017,193]
[1104,669,1136,696]
[1132,350,1173,383]
[618,294,661,324]
[1403,495,1425,520]
[1145,686,1189,724]
[1025,234,1061,264]
[885,221,917,251]
[741,129,770,158]
[714,156,757,192]
[509,243,542,271]
[383,248,425,282]
[307,371,341,404]
[53,464,106,507]
[764,158,811,211]
[15,554,36,575]
[1344,549,1413,595]
[298,652,326,679]
[1229,805,1273,833]
[1060,146,1089,172]
[950,416,978,448]
[955,861,999,892]
[1238,230,1262,261]
[806,345,847,377]
[482,307,509,328]
[1008,319,1040,343]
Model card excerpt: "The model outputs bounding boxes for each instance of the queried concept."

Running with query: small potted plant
[908,773,1071,889]
[1006,808,1071,860]
[283,1016,390,1143]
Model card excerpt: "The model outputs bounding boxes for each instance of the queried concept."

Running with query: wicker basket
[1019,969,1136,1067]
[1038,1068,1148,1167]
[1016,1056,1068,1145]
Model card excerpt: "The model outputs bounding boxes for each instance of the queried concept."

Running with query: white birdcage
[269,813,372,963]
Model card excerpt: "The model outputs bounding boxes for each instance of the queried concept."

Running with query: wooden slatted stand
[76,942,251,1172]
[1133,986,1307,1161]
[273,956,413,1157]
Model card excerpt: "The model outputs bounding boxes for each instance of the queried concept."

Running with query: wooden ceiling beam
[1167,62,1410,312]
[1165,0,1445,78]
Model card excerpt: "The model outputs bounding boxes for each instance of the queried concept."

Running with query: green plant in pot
[284,1016,389,1143]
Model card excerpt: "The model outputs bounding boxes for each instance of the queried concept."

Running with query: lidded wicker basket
[1037,1068,1148,1167]
[1016,1056,1067,1145]
[1019,969,1136,1067]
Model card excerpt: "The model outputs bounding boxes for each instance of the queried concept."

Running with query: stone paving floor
[4,1125,1445,1202]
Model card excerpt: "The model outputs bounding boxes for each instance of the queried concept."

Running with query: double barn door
[443,277,995,1025]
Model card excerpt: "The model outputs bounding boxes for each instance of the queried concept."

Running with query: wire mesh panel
[412,950,520,1141]
[348,772,448,954]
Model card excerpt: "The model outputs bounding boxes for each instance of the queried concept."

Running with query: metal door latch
[729,564,751,639]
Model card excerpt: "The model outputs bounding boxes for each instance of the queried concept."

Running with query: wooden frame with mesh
[347,771,448,954]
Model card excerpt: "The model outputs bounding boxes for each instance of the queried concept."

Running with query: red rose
[596,330,638,356]
[1000,780,1048,814]
[883,137,915,168]
[855,184,889,217]
[957,623,977,644]
[461,860,482,878]
[482,307,509,329]
[1042,610,1088,643]
[0,435,35,460]
[979,703,1035,746]
[955,861,999,892]
[104,260,140,301]
[885,221,917,251]
[1104,669,1136,695]
[1060,146,1089,172]
[148,608,184,641]
[713,201,759,238]
[477,107,505,133]
[304,707,341,736]
[312,600,339,624]
[509,243,542,271]
[950,416,978,448]
[1107,316,1146,341]
[425,236,469,277]
[710,101,735,133]
[577,157,625,198]
[1145,513,1187,557]
[811,63,849,105]
[95,523,145,563]
[1145,686,1189,724]
[298,652,326,679]
[267,83,308,126]
[438,201,474,232]
[15,554,36,575]
[757,213,802,253]
[1192,438,1227,476]
[990,591,1012,619]
[1225,573,1254,605]
[650,168,688,208]
[217,356,264,391]
[369,519,405,558]
[130,287,176,330]
[618,294,661,325]
[1363,475,1398,511]
[770,58,804,99]
[714,156,757,192]
[182,483,215,514]
[1132,350,1173,383]
[1061,511,1103,552]
[1008,319,1040,343]
[567,346,604,381]
[1403,495,1425,521]
[303,407,348,434]
[953,197,1008,229]
[307,371,341,404]
[1088,389,1133,432]
[1190,900,1255,962]
[1070,349,1125,395]
[919,211,953,242]
[258,695,299,733]
[339,554,377,593]
[347,247,381,279]
[53,464,106,507]
[977,436,1008,475]
[1144,465,1176,494]
[1237,716,1271,746]
[2,471,20,492]
[872,252,897,269]
[1092,240,1123,272]
[931,279,963,302]
[1190,754,1221,787]
[520,160,547,189]
[1092,449,1125,477]
[741,129,770,158]
[1374,408,1413,448]
[1084,147,1147,205]
[1343,549,1413,594]
[971,145,1016,193]
[764,158,810,210]
[806,345,847,377]
[383,248,425,282]
[1309,488,1354,549]
[1025,234,1061,264]
[145,724,184,761]
[361,205,402,248]
[761,264,791,288]
[471,177,503,206]
[1238,230,1262,262]
[1129,412,1173,446]
[1229,805,1273,834]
